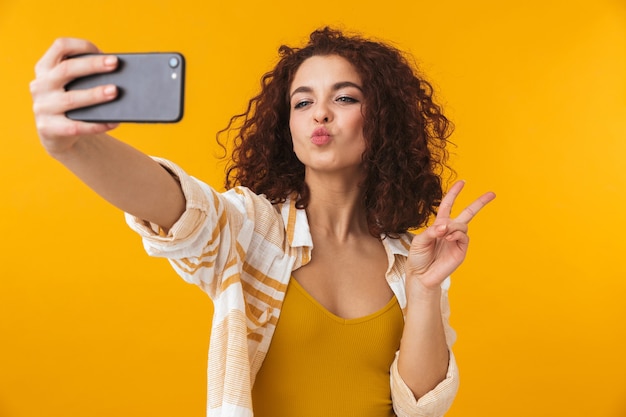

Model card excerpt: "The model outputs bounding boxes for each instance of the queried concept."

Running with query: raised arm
[30,38,185,230]
[398,181,495,400]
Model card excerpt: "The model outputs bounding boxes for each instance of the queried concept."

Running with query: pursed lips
[311,127,331,145]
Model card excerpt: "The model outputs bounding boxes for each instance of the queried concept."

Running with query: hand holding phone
[65,53,185,123]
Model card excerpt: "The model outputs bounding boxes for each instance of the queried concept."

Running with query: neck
[304,169,371,241]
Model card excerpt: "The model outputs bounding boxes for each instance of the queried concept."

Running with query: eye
[336,96,358,104]
[294,100,312,109]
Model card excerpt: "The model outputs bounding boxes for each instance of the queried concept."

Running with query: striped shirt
[126,157,459,417]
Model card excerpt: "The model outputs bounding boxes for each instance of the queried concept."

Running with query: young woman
[30,27,495,417]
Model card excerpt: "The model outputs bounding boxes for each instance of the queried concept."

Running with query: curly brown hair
[218,27,453,238]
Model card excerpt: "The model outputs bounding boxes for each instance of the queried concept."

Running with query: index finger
[436,180,466,220]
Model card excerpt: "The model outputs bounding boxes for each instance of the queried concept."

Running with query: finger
[50,54,118,90]
[410,223,442,250]
[455,191,496,224]
[35,38,101,75]
[33,84,118,117]
[37,113,119,139]
[423,221,468,243]
[444,230,469,244]
[442,221,468,237]
[411,218,465,249]
[64,84,118,113]
[437,180,466,220]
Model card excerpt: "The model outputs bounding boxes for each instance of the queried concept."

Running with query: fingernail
[103,85,117,96]
[104,55,117,66]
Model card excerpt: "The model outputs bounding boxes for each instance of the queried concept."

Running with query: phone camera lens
[169,57,180,68]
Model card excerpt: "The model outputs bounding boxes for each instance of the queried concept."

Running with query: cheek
[353,116,367,153]
[289,113,310,145]
[289,112,302,137]
[289,119,304,159]
[291,144,305,165]
[347,112,365,139]
[346,106,365,128]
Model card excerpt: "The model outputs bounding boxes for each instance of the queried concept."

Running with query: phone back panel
[65,53,185,123]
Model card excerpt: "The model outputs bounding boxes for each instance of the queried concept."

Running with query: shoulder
[270,193,313,250]
[222,189,312,252]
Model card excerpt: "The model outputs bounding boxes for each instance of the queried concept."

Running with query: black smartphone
[65,53,185,123]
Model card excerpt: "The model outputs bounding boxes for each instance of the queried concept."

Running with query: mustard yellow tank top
[252,278,404,417]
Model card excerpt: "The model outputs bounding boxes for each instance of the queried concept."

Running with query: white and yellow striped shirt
[126,157,459,417]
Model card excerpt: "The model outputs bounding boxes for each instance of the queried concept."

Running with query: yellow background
[2,0,625,416]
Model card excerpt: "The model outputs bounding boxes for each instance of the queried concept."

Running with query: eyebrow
[289,81,364,100]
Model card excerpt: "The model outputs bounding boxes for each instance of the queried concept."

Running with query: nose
[313,102,332,124]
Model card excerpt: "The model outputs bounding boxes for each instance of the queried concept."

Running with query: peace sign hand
[407,180,496,291]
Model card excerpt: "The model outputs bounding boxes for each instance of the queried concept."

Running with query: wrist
[42,137,79,158]
[405,277,442,305]
[44,132,106,161]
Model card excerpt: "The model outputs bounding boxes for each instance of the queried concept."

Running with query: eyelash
[293,96,359,109]
[294,100,311,109]
[337,96,358,103]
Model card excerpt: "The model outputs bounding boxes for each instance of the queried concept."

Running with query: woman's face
[289,54,366,177]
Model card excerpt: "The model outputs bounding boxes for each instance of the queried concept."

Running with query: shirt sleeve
[124,157,256,298]
[389,287,460,417]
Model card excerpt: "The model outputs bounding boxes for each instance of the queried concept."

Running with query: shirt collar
[280,195,313,249]
[281,194,413,257]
